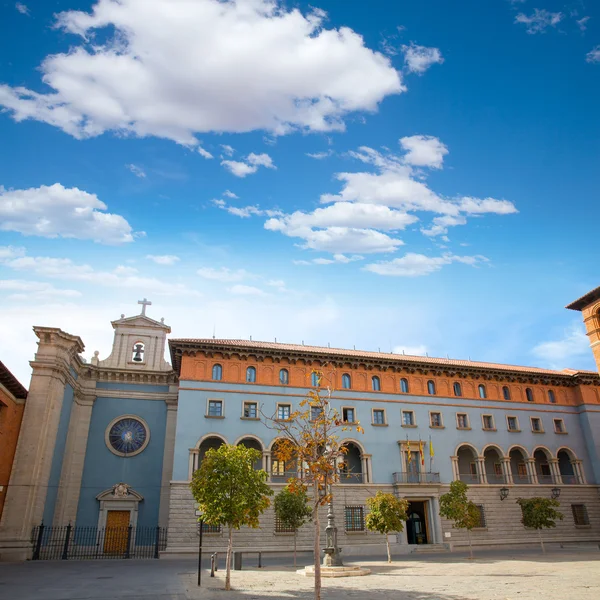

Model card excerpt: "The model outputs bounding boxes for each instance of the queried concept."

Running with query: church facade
[1,289,600,560]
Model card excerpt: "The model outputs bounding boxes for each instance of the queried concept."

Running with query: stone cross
[138,298,152,316]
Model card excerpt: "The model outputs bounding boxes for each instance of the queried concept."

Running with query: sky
[0,0,599,385]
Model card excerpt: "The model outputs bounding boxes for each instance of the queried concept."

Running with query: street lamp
[500,487,509,501]
[195,507,204,587]
[551,487,561,500]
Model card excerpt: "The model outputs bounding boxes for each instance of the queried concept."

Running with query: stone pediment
[111,314,171,333]
[96,482,144,502]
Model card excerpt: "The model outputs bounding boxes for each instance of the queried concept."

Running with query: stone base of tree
[298,565,371,578]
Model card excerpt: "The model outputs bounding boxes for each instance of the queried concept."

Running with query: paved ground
[1,548,599,600]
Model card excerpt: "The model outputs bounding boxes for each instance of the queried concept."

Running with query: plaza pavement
[1,547,599,600]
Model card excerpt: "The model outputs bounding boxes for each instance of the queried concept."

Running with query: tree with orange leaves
[262,368,363,600]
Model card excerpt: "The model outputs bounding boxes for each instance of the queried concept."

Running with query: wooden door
[104,510,130,554]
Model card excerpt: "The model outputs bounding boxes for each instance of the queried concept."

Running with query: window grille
[199,522,221,534]
[344,506,365,532]
[571,504,589,526]
[275,515,296,533]
[474,505,486,528]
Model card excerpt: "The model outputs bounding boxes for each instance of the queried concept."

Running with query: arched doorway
[509,447,529,484]
[533,448,554,484]
[340,442,363,483]
[483,446,505,484]
[194,436,226,473]
[270,439,297,483]
[237,437,264,471]
[457,445,479,483]
[406,502,428,545]
[557,449,578,484]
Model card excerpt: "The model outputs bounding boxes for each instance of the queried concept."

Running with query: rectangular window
[200,523,222,534]
[207,400,223,417]
[482,415,495,430]
[456,413,469,429]
[540,463,551,477]
[571,504,589,526]
[310,406,323,421]
[243,402,257,419]
[517,463,527,478]
[342,407,355,423]
[507,416,519,431]
[275,515,296,533]
[402,411,415,426]
[469,462,478,477]
[530,417,543,432]
[554,419,566,433]
[344,506,365,532]
[277,404,291,420]
[493,463,503,477]
[430,412,443,427]
[372,409,386,425]
[272,459,285,476]
[474,505,486,528]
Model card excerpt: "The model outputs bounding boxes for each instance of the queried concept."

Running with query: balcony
[393,471,440,484]
[339,472,364,484]
[559,474,580,485]
[459,472,481,484]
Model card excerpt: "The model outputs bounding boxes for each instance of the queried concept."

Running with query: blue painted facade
[76,396,167,527]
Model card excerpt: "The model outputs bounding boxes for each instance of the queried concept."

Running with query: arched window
[427,380,436,395]
[131,342,145,363]
[525,387,534,402]
[212,364,223,381]
[311,372,320,387]
[453,382,462,397]
[246,366,256,383]
[548,389,556,404]
[372,376,381,391]
[478,384,487,399]
[400,378,409,393]
[502,386,511,400]
[279,369,289,385]
[342,373,351,389]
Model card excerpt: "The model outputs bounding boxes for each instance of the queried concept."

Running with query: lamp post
[323,465,343,567]
[196,508,204,587]
[551,487,561,500]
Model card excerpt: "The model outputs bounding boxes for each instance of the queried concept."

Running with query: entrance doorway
[406,501,428,544]
[103,509,130,554]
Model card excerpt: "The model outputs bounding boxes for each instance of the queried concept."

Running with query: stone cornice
[78,363,178,386]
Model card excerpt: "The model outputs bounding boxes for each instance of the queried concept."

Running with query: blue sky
[1,0,599,384]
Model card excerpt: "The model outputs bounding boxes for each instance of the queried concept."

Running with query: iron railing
[339,472,364,484]
[393,471,441,484]
[459,472,481,484]
[31,524,167,560]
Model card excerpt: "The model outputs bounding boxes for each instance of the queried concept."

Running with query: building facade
[1,287,600,560]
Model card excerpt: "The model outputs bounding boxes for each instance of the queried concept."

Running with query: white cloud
[197,266,251,282]
[0,183,136,244]
[220,145,235,157]
[226,205,263,218]
[0,246,26,260]
[532,324,590,368]
[113,265,138,275]
[420,215,467,237]
[197,146,213,159]
[0,0,402,143]
[401,43,444,74]
[15,3,29,15]
[307,253,364,265]
[306,150,333,159]
[229,284,267,296]
[400,135,448,169]
[299,227,404,254]
[221,152,276,177]
[364,252,488,276]
[0,279,81,299]
[586,46,600,63]
[223,190,238,199]
[392,344,428,356]
[126,163,146,178]
[515,10,563,34]
[146,254,180,266]
[576,16,590,32]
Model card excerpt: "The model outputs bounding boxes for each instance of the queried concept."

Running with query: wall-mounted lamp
[500,487,509,501]
[551,487,561,500]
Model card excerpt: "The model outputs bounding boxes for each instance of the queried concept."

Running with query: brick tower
[567,285,600,372]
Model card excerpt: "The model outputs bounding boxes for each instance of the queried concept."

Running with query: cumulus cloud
[0,279,81,299]
[401,43,444,74]
[0,246,26,260]
[220,145,235,157]
[15,3,29,15]
[532,324,590,368]
[0,0,403,144]
[0,183,136,244]
[515,9,563,34]
[400,135,448,169]
[197,266,252,282]
[586,46,600,63]
[221,152,276,177]
[126,163,146,178]
[146,254,180,266]
[223,190,238,199]
[364,252,488,276]
[197,146,213,159]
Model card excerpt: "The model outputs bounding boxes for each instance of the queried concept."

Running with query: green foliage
[189,444,272,530]
[439,480,481,531]
[274,485,312,531]
[517,497,564,530]
[365,492,409,535]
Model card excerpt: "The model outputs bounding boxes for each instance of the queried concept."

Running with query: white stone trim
[104,414,151,458]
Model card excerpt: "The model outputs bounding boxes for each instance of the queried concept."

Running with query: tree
[189,444,272,591]
[263,368,363,600]
[516,497,563,554]
[274,484,312,567]
[365,491,409,563]
[439,480,481,559]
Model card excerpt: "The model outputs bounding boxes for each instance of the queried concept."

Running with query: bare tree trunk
[386,534,392,563]
[467,529,473,560]
[538,529,545,554]
[313,504,321,600]
[294,530,297,568]
[225,526,233,590]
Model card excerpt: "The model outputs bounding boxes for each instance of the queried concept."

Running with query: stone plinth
[298,565,371,578]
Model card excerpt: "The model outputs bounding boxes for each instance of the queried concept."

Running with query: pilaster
[159,395,178,527]
[476,457,487,484]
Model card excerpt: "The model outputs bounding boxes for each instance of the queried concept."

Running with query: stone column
[476,457,487,484]
[363,454,373,483]
[52,385,95,526]
[450,456,459,481]
[263,451,271,481]
[572,460,586,484]
[0,327,84,561]
[159,395,178,528]
[188,449,199,480]
[526,458,538,484]
[429,497,443,544]
[501,458,513,484]
[549,458,561,484]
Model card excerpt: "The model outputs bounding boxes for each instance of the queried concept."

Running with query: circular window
[105,415,150,457]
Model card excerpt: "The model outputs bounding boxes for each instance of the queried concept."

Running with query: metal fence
[31,524,167,560]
